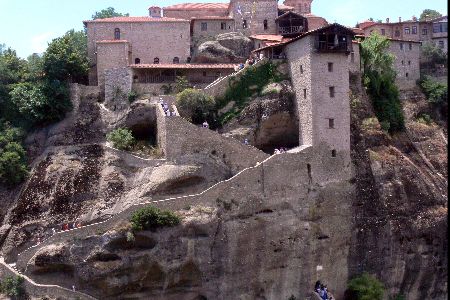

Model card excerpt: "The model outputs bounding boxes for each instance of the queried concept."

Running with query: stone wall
[0,261,95,300]
[388,40,421,90]
[163,8,229,19]
[164,115,269,173]
[86,20,190,85]
[192,19,235,41]
[155,104,168,156]
[229,0,278,36]
[104,68,132,110]
[283,0,312,14]
[96,41,130,88]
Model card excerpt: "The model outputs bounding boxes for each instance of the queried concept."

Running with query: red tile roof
[358,20,376,30]
[130,63,236,69]
[163,3,229,11]
[278,4,294,10]
[191,16,233,20]
[84,16,189,24]
[250,34,285,42]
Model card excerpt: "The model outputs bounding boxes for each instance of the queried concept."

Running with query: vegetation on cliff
[360,32,404,133]
[0,275,25,298]
[347,273,385,300]
[130,205,181,231]
[176,88,215,124]
[107,128,136,150]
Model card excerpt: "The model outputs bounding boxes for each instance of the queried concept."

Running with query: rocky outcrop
[193,33,253,63]
[222,80,299,153]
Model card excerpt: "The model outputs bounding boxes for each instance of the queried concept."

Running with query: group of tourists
[159,98,177,116]
[61,222,82,231]
[234,53,265,72]
[273,147,288,154]
[314,281,333,300]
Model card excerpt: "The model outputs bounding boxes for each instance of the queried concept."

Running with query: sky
[0,0,447,58]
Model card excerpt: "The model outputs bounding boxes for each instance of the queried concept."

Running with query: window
[328,62,333,72]
[422,27,428,35]
[381,29,386,35]
[404,27,410,35]
[303,89,307,98]
[395,30,400,37]
[135,58,140,64]
[409,43,412,50]
[433,24,440,33]
[406,72,409,78]
[412,26,417,34]
[114,28,120,40]
[401,60,404,65]
[328,119,335,129]
[221,22,226,30]
[201,22,207,31]
[331,150,337,157]
[300,65,304,74]
[329,86,335,98]
[439,40,445,48]
[400,43,404,50]
[351,52,355,63]
[263,20,268,30]
[203,71,207,77]
[243,19,247,29]
[187,57,191,63]
[173,57,180,64]
[408,60,411,65]
[154,57,159,64]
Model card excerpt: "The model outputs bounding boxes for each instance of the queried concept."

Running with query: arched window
[173,57,180,64]
[331,150,337,157]
[135,58,141,64]
[114,28,120,40]
[154,57,160,64]
[187,57,191,63]
[263,20,268,30]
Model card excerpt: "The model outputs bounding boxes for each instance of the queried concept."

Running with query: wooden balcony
[279,25,305,35]
[315,40,352,53]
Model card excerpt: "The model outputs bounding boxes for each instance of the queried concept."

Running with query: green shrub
[416,113,433,125]
[161,83,173,95]
[107,128,135,150]
[130,205,180,231]
[380,121,391,132]
[360,33,405,133]
[419,76,447,105]
[126,231,135,242]
[216,61,285,125]
[0,125,27,185]
[347,273,385,300]
[174,76,191,93]
[176,88,215,124]
[0,275,25,298]
[128,91,138,103]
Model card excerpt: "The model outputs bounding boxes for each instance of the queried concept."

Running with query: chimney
[412,16,417,21]
[149,6,161,18]
[399,17,402,23]
[386,17,390,23]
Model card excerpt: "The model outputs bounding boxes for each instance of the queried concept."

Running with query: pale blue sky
[0,0,447,58]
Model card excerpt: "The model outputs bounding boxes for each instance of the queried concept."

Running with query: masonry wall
[283,0,312,14]
[104,67,132,110]
[285,37,313,146]
[87,21,190,85]
[229,0,278,36]
[388,40,421,90]
[192,19,235,40]
[97,42,130,88]
[164,115,269,173]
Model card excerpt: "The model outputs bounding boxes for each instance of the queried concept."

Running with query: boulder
[193,41,239,63]
[216,32,253,58]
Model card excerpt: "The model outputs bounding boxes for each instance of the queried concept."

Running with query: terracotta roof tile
[250,35,285,42]
[278,4,294,10]
[130,63,236,69]
[84,16,189,23]
[163,3,229,11]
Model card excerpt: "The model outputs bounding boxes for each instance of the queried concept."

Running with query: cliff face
[0,80,447,300]
[349,87,447,300]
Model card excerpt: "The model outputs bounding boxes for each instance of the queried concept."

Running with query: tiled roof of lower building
[163,3,229,11]
[130,63,237,69]
[249,35,285,42]
[191,16,233,20]
[84,16,189,24]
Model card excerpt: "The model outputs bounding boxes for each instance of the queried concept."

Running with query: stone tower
[229,0,278,35]
[283,0,313,14]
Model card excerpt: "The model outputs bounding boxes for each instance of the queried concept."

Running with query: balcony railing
[315,41,351,52]
[279,25,304,35]
[138,75,219,84]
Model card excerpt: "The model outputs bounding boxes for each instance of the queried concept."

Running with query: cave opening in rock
[129,122,157,146]
[253,116,300,154]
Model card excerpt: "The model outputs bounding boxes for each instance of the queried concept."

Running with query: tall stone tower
[283,0,313,14]
[229,0,278,35]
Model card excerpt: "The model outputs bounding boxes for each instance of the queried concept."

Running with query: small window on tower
[173,57,180,64]
[263,20,268,30]
[329,86,335,98]
[328,119,335,129]
[300,65,304,74]
[351,52,355,62]
[154,57,159,64]
[328,62,333,72]
[221,22,226,30]
[135,58,140,64]
[243,19,248,29]
[114,28,120,40]
[331,150,337,157]
[303,89,307,98]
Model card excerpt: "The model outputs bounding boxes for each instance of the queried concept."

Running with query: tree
[347,273,385,300]
[420,9,442,21]
[9,82,48,123]
[421,43,447,66]
[0,125,27,185]
[92,7,129,19]
[176,88,215,124]
[43,29,89,83]
[360,32,404,132]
